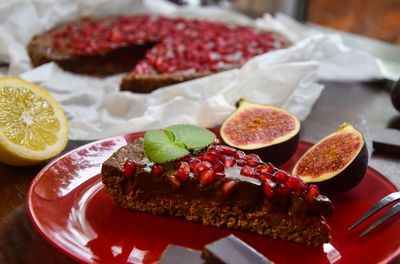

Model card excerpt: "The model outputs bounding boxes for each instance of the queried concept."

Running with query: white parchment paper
[0,0,387,140]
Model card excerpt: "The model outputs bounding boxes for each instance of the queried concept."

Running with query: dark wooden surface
[1,80,400,263]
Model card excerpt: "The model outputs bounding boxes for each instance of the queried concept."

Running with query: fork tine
[359,202,400,237]
[348,191,400,231]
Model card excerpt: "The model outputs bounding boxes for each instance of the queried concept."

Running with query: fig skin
[244,132,299,166]
[293,123,368,194]
[220,99,300,166]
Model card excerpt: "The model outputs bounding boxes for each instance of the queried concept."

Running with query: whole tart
[101,137,333,247]
[28,15,290,93]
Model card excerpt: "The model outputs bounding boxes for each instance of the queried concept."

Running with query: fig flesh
[220,99,300,166]
[292,123,368,194]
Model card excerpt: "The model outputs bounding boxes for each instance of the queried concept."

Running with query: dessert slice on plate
[101,125,333,247]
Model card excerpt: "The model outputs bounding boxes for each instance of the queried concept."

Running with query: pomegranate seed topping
[214,172,225,178]
[276,183,291,198]
[124,160,136,178]
[151,163,164,176]
[275,170,288,183]
[245,153,261,162]
[207,144,221,154]
[169,176,181,187]
[305,184,320,204]
[286,175,306,195]
[220,145,236,155]
[189,158,201,169]
[236,159,247,167]
[255,163,275,173]
[263,179,276,198]
[246,158,260,167]
[205,152,220,163]
[179,155,192,162]
[258,172,274,182]
[220,155,236,168]
[53,15,281,69]
[197,154,207,161]
[176,162,190,182]
[240,165,257,177]
[222,180,237,195]
[110,30,123,43]
[194,161,212,175]
[212,160,225,172]
[234,150,246,159]
[200,169,216,186]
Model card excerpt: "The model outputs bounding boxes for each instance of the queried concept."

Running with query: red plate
[28,130,400,264]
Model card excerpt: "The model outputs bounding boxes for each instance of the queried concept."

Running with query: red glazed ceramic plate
[28,130,400,264]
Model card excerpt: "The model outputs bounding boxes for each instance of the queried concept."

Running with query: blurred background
[175,0,400,46]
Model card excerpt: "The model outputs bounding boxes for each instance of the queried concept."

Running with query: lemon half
[0,78,68,166]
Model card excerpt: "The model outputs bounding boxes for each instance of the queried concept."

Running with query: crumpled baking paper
[0,0,388,140]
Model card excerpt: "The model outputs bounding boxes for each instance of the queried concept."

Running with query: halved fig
[292,123,368,193]
[220,99,300,166]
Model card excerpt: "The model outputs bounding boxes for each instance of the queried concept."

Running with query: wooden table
[1,79,399,263]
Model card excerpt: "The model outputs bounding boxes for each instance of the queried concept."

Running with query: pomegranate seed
[213,138,221,145]
[169,176,181,187]
[111,30,123,43]
[176,162,190,182]
[179,154,192,162]
[194,161,212,175]
[124,160,136,179]
[255,163,275,174]
[212,160,225,172]
[237,159,247,167]
[305,184,320,204]
[53,40,62,50]
[197,154,207,161]
[240,165,257,177]
[234,150,246,159]
[220,155,236,168]
[214,172,225,178]
[275,170,288,183]
[246,158,260,167]
[207,144,221,154]
[222,180,237,195]
[189,158,201,169]
[245,153,261,162]
[205,152,220,163]
[276,183,291,198]
[286,175,306,195]
[220,145,236,155]
[258,172,274,182]
[151,163,164,176]
[200,169,215,186]
[263,179,276,198]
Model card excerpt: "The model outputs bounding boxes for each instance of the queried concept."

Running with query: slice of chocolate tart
[101,130,333,247]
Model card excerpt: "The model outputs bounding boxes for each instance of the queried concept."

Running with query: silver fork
[348,191,400,237]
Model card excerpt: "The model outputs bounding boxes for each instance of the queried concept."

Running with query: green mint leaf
[163,128,175,142]
[144,129,189,163]
[166,124,216,150]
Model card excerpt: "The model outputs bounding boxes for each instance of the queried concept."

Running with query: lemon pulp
[0,78,68,166]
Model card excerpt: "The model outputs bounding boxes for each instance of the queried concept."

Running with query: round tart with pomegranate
[101,125,333,247]
[28,15,290,93]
